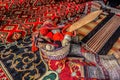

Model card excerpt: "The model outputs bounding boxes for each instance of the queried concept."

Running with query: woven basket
[39,43,70,60]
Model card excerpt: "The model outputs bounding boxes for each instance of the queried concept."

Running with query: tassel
[53,32,64,41]
[46,32,53,40]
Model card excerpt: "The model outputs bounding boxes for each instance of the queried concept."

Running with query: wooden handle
[66,10,102,32]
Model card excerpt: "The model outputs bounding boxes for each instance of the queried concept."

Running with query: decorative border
[0,61,13,80]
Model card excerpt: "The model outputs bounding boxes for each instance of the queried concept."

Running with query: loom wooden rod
[91,21,116,52]
[87,15,114,46]
[86,16,114,48]
[93,23,118,53]
[87,18,112,47]
[86,15,120,53]
[66,10,102,32]
[94,15,120,52]
[92,16,120,53]
[86,17,113,49]
[86,15,114,45]
[95,30,117,53]
[87,25,109,49]
[94,18,120,53]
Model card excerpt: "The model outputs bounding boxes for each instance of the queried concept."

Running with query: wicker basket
[39,43,70,60]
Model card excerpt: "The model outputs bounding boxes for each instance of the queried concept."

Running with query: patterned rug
[0,35,96,80]
[0,36,48,80]
[0,3,120,80]
[0,14,120,80]
[0,36,120,80]
[0,1,90,43]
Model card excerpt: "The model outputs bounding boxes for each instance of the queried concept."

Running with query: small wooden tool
[66,10,102,32]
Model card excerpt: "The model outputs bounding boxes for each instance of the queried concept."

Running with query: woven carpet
[0,14,120,80]
[0,15,120,80]
[0,36,120,80]
[0,36,48,80]
[0,35,96,80]
[0,2,120,80]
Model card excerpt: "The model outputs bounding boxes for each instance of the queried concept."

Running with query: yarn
[53,32,64,41]
[46,32,53,40]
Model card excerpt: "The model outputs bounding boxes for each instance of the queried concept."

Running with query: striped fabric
[77,14,120,55]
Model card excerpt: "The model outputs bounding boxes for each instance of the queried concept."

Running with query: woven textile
[0,1,93,43]
[0,37,120,80]
[0,14,120,80]
[0,1,120,80]
[0,36,47,80]
[0,0,91,10]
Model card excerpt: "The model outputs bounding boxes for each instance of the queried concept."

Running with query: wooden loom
[81,14,120,54]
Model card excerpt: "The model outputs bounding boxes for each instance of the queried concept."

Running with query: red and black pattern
[0,24,26,43]
[0,1,93,43]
